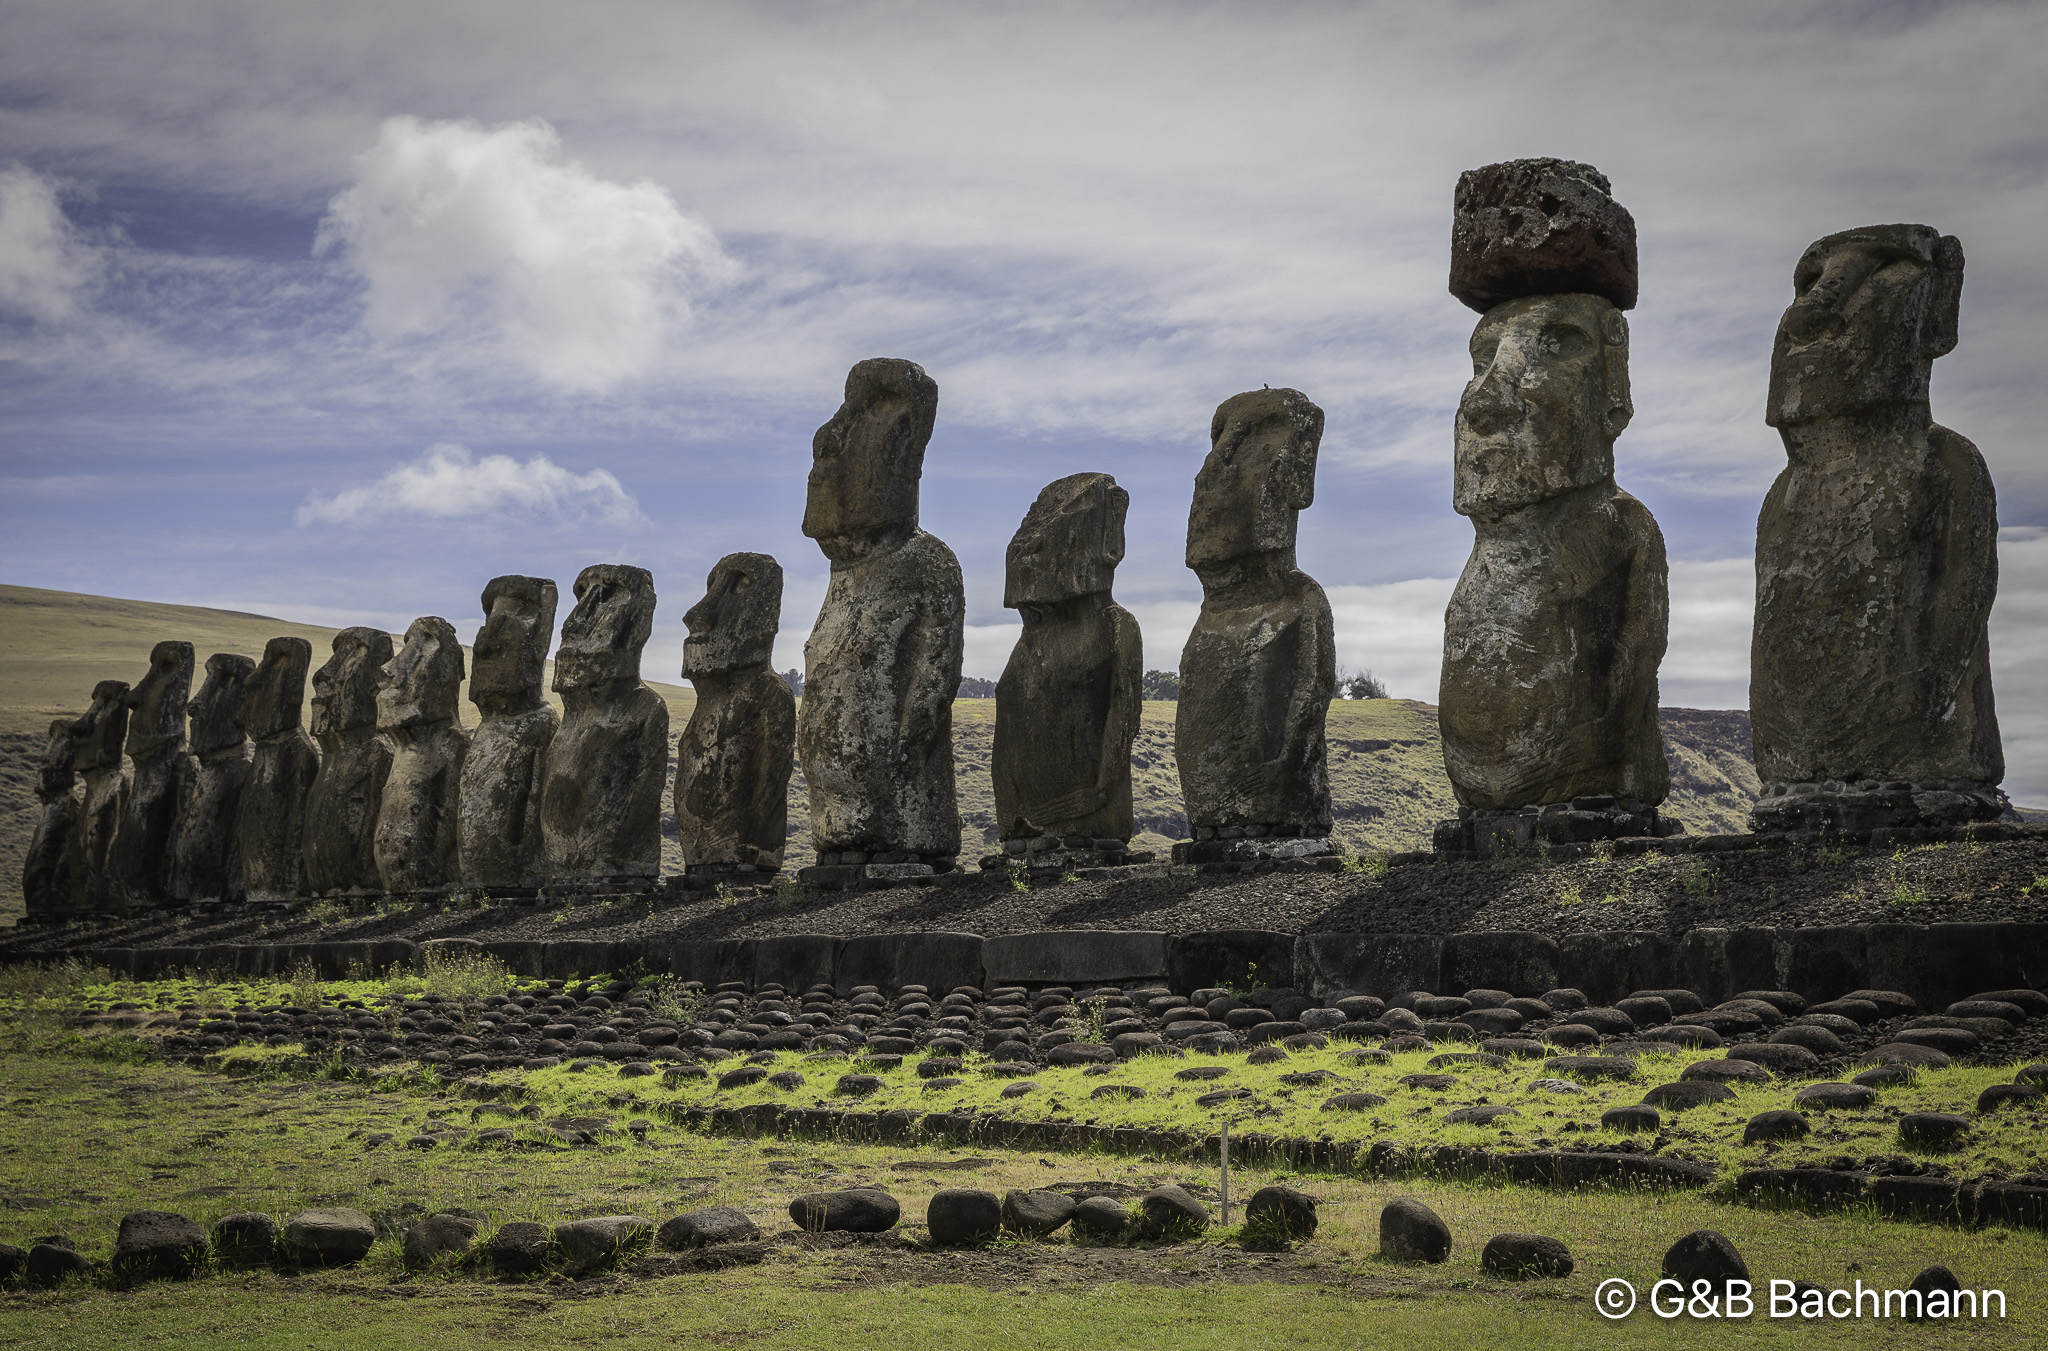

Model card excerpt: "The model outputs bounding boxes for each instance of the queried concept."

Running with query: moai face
[471,575,558,716]
[1006,472,1128,608]
[554,564,655,693]
[123,640,195,759]
[310,627,394,738]
[1454,293,1631,521]
[802,358,939,562]
[1186,388,1322,569]
[70,681,130,773]
[38,718,76,797]
[379,617,465,731]
[246,637,312,740]
[187,653,256,757]
[1766,224,1963,427]
[683,553,782,679]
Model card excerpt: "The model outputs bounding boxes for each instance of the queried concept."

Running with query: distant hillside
[0,584,1763,920]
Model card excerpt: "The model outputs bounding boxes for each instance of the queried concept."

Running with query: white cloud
[315,116,732,392]
[296,442,640,526]
[1991,528,2048,806]
[0,164,92,322]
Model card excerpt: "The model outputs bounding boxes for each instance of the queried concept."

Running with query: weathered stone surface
[485,1221,552,1273]
[798,359,964,861]
[1661,1229,1749,1295]
[402,1213,481,1269]
[1379,1197,1452,1263]
[1244,1185,1318,1242]
[1450,158,1638,313]
[656,1207,760,1249]
[1752,224,2001,827]
[927,1188,1003,1246]
[994,473,1142,843]
[1439,278,1669,819]
[113,1209,207,1283]
[1176,388,1334,838]
[168,653,253,904]
[542,565,668,879]
[789,1187,900,1233]
[305,628,394,894]
[552,1215,651,1273]
[1481,1231,1574,1278]
[282,1207,376,1266]
[1001,1189,1077,1237]
[238,638,320,901]
[211,1212,276,1266]
[460,576,558,887]
[111,641,196,907]
[22,718,81,918]
[1133,1185,1209,1241]
[1070,1195,1129,1239]
[677,553,794,872]
[374,617,467,892]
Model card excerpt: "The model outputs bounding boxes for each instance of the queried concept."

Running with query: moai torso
[1175,389,1335,837]
[1752,224,2001,818]
[459,576,559,887]
[994,473,1142,843]
[796,358,965,861]
[540,565,667,879]
[238,637,321,900]
[23,718,82,919]
[1438,160,1669,818]
[373,616,468,892]
[67,681,129,912]
[111,641,196,908]
[677,553,795,871]
[169,652,254,903]
[305,627,394,893]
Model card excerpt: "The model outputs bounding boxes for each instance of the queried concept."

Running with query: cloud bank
[296,442,640,526]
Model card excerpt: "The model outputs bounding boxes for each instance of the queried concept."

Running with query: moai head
[378,617,465,731]
[1453,292,1632,521]
[471,575,558,717]
[554,564,655,693]
[1766,224,1964,427]
[802,358,939,563]
[683,553,782,679]
[38,718,76,797]
[246,637,312,740]
[1186,388,1323,570]
[70,680,130,773]
[187,653,256,758]
[123,640,194,760]
[1006,472,1128,608]
[310,627,394,738]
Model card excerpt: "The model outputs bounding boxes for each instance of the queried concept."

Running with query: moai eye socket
[1542,324,1593,360]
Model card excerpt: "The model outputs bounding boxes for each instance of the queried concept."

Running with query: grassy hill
[0,584,1762,921]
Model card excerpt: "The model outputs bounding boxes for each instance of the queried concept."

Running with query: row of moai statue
[18,155,2008,914]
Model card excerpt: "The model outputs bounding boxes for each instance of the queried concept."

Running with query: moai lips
[374,616,468,892]
[676,553,794,874]
[112,641,196,908]
[459,576,558,888]
[238,637,320,901]
[169,652,255,903]
[305,627,394,894]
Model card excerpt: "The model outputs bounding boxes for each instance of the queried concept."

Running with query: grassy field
[1,584,1762,921]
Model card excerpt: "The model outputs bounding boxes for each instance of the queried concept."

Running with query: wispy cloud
[296,442,641,526]
[0,164,94,322]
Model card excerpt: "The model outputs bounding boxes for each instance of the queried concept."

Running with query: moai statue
[797,358,965,876]
[1751,225,2003,832]
[239,637,321,901]
[111,641,196,908]
[21,719,82,920]
[66,680,129,912]
[992,473,1143,869]
[1173,389,1337,866]
[540,565,667,881]
[373,617,468,892]
[168,652,255,904]
[675,553,795,878]
[1434,158,1671,856]
[304,627,394,894]
[459,576,559,888]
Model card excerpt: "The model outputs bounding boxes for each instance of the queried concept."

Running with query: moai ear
[1922,234,1964,361]
[1600,308,1634,439]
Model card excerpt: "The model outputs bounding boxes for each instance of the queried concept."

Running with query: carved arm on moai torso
[374,616,468,892]
[305,627,394,894]
[1438,158,1669,816]
[994,473,1142,843]
[541,564,667,880]
[239,637,321,901]
[66,680,129,912]
[1752,224,2001,812]
[1174,388,1335,837]
[460,576,559,887]
[169,651,255,904]
[677,553,795,873]
[23,717,83,918]
[797,358,965,862]
[112,640,196,908]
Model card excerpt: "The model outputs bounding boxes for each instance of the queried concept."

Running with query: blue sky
[3,1,2046,799]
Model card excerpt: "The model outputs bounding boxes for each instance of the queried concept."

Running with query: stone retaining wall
[15,920,2047,1009]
